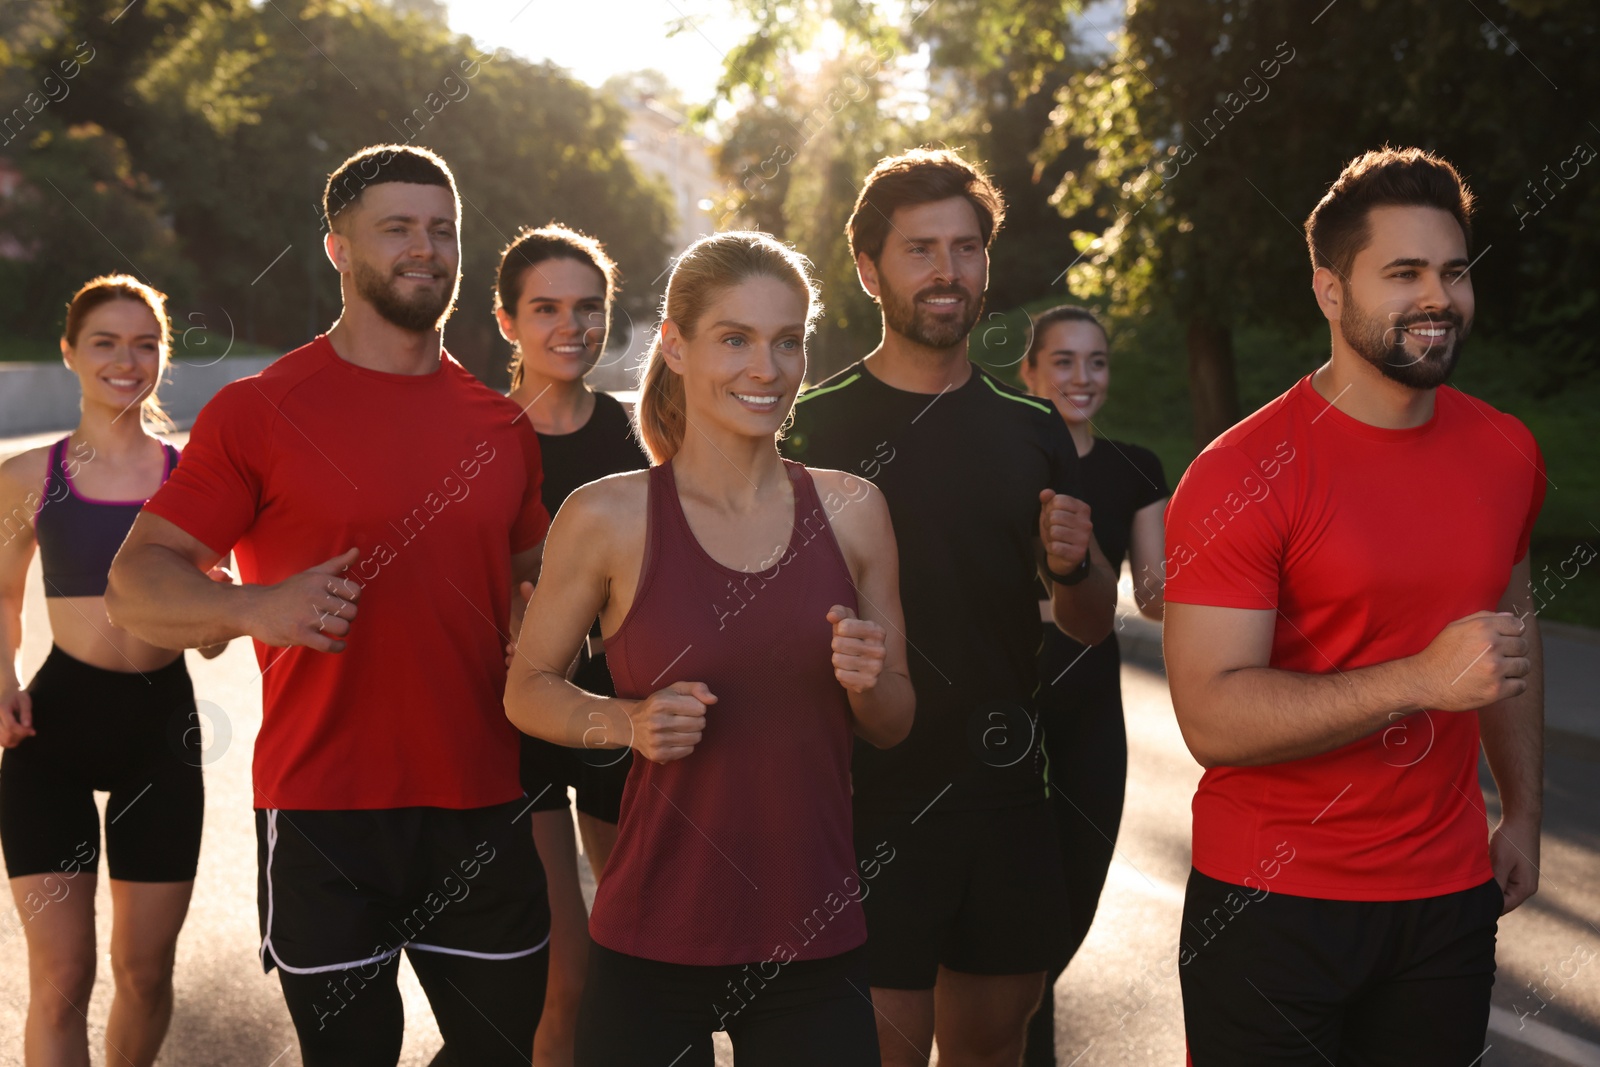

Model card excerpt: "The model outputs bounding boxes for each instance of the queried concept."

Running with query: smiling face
[663,274,808,442]
[333,182,461,334]
[1327,204,1475,390]
[860,196,988,350]
[61,298,164,415]
[497,256,608,384]
[1022,319,1110,425]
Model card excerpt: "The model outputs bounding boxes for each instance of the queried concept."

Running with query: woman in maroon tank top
[506,232,913,1066]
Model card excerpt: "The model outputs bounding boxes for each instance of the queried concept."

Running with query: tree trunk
[1186,316,1241,449]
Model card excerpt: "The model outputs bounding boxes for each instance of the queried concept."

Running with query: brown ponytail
[634,232,820,465]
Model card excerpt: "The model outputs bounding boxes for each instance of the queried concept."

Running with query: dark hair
[494,224,619,391]
[635,232,821,465]
[323,144,459,231]
[847,148,1006,263]
[62,274,173,430]
[1304,147,1475,280]
[1025,305,1109,367]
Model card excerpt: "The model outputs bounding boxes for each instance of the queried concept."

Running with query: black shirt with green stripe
[781,359,1084,814]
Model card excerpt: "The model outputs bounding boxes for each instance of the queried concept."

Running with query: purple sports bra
[34,436,179,598]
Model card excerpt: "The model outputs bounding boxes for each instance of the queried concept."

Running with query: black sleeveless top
[35,436,179,597]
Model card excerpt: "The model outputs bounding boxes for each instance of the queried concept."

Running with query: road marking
[1489,1006,1600,1066]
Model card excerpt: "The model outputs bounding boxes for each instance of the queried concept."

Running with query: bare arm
[1038,490,1117,645]
[0,454,39,746]
[107,512,361,653]
[504,479,712,763]
[1165,599,1532,769]
[1479,554,1542,912]
[1127,498,1168,621]
[823,474,913,749]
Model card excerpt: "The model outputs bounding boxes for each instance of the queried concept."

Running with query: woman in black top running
[1016,306,1168,1067]
[0,275,230,1067]
[494,224,647,1067]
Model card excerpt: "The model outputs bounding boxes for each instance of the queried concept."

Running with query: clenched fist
[250,548,363,653]
[1412,611,1530,711]
[827,605,887,694]
[629,680,717,763]
[1038,489,1092,575]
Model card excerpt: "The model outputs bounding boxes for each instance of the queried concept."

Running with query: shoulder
[794,362,869,412]
[1438,386,1536,448]
[806,465,893,554]
[973,367,1055,418]
[1102,439,1168,483]
[0,444,50,502]
[559,468,650,525]
[203,343,324,423]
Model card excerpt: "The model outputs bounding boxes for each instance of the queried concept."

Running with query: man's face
[861,196,988,351]
[1334,204,1475,390]
[338,182,461,334]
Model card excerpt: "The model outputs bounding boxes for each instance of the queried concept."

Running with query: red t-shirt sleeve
[1164,444,1285,610]
[510,418,551,553]
[144,382,267,556]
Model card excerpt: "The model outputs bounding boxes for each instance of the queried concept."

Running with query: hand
[627,681,716,764]
[0,682,33,748]
[1412,611,1530,711]
[505,580,534,668]
[250,548,363,653]
[1038,490,1092,574]
[827,605,886,694]
[1489,813,1540,913]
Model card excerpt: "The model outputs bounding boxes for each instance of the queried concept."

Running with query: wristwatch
[1048,554,1091,586]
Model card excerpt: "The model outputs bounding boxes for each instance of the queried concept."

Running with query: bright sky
[445,0,754,105]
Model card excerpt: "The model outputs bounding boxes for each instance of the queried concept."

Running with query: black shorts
[518,650,633,823]
[575,942,879,1066]
[255,798,550,975]
[852,802,1068,989]
[1180,869,1503,1066]
[0,646,203,882]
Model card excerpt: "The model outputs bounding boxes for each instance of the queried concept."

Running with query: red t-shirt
[1165,374,1545,901]
[145,336,550,811]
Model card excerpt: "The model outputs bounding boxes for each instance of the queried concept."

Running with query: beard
[352,256,459,334]
[878,274,984,350]
[1340,297,1469,390]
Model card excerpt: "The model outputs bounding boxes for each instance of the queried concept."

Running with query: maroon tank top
[590,459,867,965]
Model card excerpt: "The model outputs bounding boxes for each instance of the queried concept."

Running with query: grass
[972,302,1600,629]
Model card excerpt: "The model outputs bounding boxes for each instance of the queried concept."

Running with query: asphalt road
[0,527,1596,1065]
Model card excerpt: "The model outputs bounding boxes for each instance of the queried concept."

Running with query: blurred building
[618,94,718,257]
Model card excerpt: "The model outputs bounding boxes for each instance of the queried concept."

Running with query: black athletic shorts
[1180,868,1503,1066]
[852,801,1069,989]
[255,798,550,976]
[575,942,879,1066]
[518,650,633,823]
[0,646,203,882]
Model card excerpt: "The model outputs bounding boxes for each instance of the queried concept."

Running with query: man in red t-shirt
[1163,147,1545,1065]
[107,145,550,1066]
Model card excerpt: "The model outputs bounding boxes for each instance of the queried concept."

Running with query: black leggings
[0,645,203,882]
[277,944,547,1067]
[1025,631,1127,1066]
[575,942,880,1066]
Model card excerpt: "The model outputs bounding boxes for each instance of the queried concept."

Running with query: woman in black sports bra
[0,275,229,1066]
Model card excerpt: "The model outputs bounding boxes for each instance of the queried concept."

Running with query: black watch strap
[1048,554,1091,586]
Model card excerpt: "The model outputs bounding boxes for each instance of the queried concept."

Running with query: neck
[73,401,158,456]
[1066,420,1094,456]
[670,424,786,509]
[511,368,592,433]
[326,297,442,376]
[1315,341,1437,429]
[863,322,973,394]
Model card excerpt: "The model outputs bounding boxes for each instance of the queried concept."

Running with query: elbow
[1172,703,1224,769]
[1137,595,1165,623]
[103,567,134,631]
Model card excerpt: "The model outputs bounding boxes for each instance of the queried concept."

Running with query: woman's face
[61,299,164,415]
[497,256,608,384]
[1023,319,1110,426]
[665,274,808,443]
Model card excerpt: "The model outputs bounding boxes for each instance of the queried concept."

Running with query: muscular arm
[505,483,637,751]
[1165,595,1531,769]
[1127,498,1168,621]
[1479,554,1543,912]
[826,475,914,749]
[107,512,360,653]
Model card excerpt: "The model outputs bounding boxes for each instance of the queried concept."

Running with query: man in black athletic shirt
[782,148,1116,1067]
